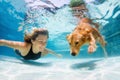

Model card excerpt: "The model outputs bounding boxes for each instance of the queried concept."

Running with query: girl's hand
[45,48,63,58]
[57,54,62,58]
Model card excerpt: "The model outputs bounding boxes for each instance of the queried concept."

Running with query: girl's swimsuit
[15,46,41,60]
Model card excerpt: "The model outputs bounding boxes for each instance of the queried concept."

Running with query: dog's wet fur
[66,18,107,56]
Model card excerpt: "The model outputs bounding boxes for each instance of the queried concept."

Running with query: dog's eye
[69,42,71,45]
[75,42,79,45]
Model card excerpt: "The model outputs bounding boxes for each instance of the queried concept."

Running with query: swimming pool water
[0,0,120,80]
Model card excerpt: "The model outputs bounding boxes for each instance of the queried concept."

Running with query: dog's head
[66,33,86,56]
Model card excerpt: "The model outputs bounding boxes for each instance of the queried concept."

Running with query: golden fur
[66,18,107,56]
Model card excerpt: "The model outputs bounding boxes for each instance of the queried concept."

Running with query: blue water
[0,0,120,58]
[0,0,120,80]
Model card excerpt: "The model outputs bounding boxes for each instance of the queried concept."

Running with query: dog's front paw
[88,45,96,53]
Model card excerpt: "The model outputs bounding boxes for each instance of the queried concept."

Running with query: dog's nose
[71,53,76,56]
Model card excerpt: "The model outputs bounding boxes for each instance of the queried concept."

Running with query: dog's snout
[71,53,76,56]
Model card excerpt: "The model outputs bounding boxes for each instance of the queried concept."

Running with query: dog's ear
[66,34,70,40]
[66,34,73,41]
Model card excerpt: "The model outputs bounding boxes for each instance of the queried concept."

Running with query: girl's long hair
[24,28,49,43]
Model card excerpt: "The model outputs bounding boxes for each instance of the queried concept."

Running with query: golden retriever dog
[66,18,108,57]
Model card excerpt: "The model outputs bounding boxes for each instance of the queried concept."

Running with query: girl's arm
[0,39,25,49]
[43,48,62,58]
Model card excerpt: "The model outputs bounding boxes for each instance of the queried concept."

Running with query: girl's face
[32,34,48,51]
